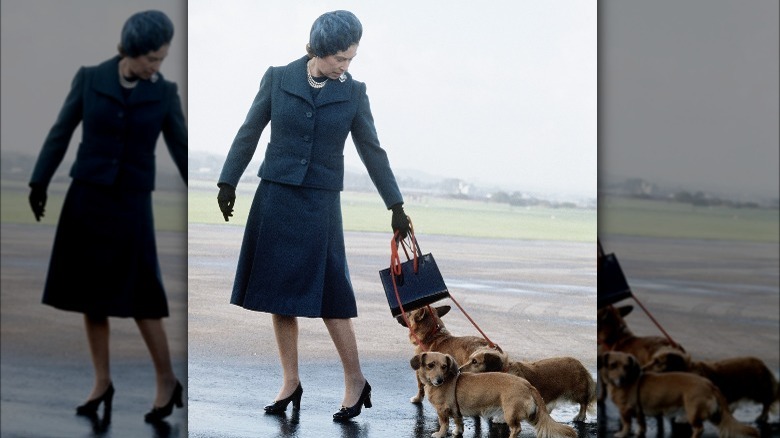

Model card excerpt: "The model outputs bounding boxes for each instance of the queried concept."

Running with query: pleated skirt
[230,180,357,318]
[41,179,168,318]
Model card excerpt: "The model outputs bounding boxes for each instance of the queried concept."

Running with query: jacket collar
[280,55,352,107]
[92,56,165,106]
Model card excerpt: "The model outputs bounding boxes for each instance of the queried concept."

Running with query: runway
[187,224,597,438]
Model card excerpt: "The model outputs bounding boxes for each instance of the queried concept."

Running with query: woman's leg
[323,318,366,407]
[135,318,178,407]
[84,315,112,400]
[272,314,301,400]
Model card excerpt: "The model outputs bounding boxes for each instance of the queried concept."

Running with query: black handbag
[379,229,449,317]
[597,239,632,308]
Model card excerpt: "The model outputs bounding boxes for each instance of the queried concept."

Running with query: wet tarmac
[188,224,597,437]
[1,223,188,437]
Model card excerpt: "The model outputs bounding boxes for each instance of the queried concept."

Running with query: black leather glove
[391,203,410,239]
[217,182,236,222]
[29,183,47,222]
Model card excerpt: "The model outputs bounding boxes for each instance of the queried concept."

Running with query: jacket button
[305,112,312,118]
[117,111,124,118]
[300,159,308,165]
[303,135,310,142]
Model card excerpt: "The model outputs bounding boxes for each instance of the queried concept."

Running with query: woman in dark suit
[28,10,186,423]
[217,10,410,421]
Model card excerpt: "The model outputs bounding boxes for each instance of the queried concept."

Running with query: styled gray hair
[308,10,362,57]
[119,10,174,58]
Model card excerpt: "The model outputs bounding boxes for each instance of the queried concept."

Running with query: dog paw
[431,432,446,438]
[614,431,629,438]
[410,396,423,404]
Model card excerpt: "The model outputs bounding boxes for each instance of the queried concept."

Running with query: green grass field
[600,196,779,242]
[188,180,596,242]
[1,180,186,232]
[11,181,771,243]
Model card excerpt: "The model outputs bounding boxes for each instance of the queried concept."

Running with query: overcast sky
[600,0,779,200]
[4,2,774,201]
[188,0,597,197]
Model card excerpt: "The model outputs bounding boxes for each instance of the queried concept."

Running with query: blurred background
[598,0,779,436]
[1,1,187,436]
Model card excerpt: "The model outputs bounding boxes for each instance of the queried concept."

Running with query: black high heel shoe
[76,383,115,416]
[332,381,371,422]
[144,380,184,423]
[264,383,303,414]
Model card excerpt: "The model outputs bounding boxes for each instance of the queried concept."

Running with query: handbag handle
[389,217,430,349]
[391,218,421,275]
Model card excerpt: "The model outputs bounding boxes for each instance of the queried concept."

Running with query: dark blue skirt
[41,179,168,318]
[230,180,357,318]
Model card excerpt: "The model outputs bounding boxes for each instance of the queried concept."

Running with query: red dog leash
[390,222,501,353]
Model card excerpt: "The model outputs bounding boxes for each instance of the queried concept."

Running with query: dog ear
[410,354,423,370]
[483,352,504,371]
[435,305,451,318]
[446,354,459,376]
[396,314,409,328]
[617,305,634,317]
[665,351,690,371]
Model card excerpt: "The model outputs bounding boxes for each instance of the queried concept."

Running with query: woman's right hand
[217,183,236,222]
[28,183,47,222]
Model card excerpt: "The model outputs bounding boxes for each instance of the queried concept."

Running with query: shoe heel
[104,394,113,414]
[293,390,303,410]
[174,383,184,408]
[364,395,372,409]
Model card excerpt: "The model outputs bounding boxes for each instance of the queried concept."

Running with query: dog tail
[527,386,577,438]
[711,386,760,438]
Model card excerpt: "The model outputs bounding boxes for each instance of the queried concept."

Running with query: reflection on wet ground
[598,398,780,438]
[187,226,597,437]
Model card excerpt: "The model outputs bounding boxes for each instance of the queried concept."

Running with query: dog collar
[425,323,442,342]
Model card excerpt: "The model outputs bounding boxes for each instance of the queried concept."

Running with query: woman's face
[313,44,358,79]
[125,44,170,80]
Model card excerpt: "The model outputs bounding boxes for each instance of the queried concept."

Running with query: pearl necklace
[118,64,139,89]
[307,59,327,88]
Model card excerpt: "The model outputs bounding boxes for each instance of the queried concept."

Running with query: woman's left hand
[390,203,410,239]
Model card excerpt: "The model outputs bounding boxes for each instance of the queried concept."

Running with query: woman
[28,10,186,423]
[217,10,410,421]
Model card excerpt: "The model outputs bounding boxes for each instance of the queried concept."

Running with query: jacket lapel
[314,72,352,107]
[90,56,164,106]
[91,56,125,104]
[281,56,315,107]
[127,75,164,106]
[280,56,352,108]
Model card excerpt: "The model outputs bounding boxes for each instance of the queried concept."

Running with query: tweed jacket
[219,56,403,209]
[30,56,187,191]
